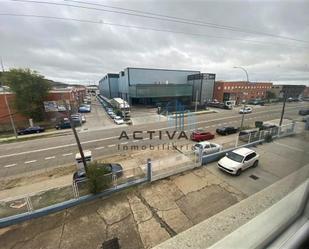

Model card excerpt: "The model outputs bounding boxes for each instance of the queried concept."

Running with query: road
[0,102,307,178]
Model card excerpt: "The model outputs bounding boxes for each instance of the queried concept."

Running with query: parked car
[81,115,86,123]
[73,163,123,182]
[239,106,252,114]
[55,121,71,130]
[190,130,215,142]
[71,114,82,125]
[218,148,259,176]
[114,116,124,125]
[194,142,222,155]
[299,109,309,116]
[216,126,239,135]
[301,115,309,122]
[17,126,45,135]
[79,104,91,113]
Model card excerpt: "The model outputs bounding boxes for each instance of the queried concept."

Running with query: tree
[87,161,112,194]
[5,68,51,121]
[265,91,276,101]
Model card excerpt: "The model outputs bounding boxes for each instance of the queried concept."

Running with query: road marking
[24,160,37,164]
[133,140,139,143]
[0,105,304,159]
[198,127,203,129]
[120,142,128,145]
[273,142,304,152]
[4,164,17,168]
[45,156,55,160]
[143,138,150,140]
[62,153,73,156]
[154,135,159,138]
[95,146,105,150]
[108,144,116,147]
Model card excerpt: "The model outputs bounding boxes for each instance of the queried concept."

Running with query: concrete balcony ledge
[153,164,309,249]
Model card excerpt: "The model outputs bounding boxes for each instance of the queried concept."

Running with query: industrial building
[269,84,306,99]
[98,73,119,99]
[213,81,273,104]
[99,67,216,106]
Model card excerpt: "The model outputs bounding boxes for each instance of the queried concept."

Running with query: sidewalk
[0,174,73,200]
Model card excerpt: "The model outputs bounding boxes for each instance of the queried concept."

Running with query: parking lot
[80,96,120,131]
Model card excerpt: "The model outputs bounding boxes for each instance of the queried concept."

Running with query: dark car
[299,109,309,116]
[73,163,123,182]
[17,126,45,135]
[190,130,215,142]
[55,121,71,130]
[216,126,239,135]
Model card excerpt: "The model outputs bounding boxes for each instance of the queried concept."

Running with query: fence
[0,122,300,226]
[0,166,146,225]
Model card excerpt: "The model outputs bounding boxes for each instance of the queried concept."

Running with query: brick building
[213,81,273,104]
[0,87,86,131]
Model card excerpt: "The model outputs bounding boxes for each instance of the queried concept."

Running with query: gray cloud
[0,0,308,85]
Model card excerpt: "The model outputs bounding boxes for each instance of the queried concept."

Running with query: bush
[86,161,112,194]
[264,133,273,143]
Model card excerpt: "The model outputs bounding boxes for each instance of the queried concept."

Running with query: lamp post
[233,66,249,129]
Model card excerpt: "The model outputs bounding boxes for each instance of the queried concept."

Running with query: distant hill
[0,71,84,88]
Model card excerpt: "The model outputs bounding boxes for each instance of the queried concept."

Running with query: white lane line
[4,163,17,168]
[62,153,73,156]
[154,135,159,138]
[108,144,116,147]
[143,138,150,140]
[133,140,139,143]
[0,105,304,159]
[273,142,304,152]
[95,146,105,150]
[24,160,37,164]
[120,142,128,145]
[45,156,55,160]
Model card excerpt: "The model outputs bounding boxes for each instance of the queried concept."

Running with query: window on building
[218,87,221,90]
[224,86,227,90]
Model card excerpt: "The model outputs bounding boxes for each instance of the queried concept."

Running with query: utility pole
[279,88,288,126]
[62,97,88,172]
[0,57,18,139]
[234,66,249,129]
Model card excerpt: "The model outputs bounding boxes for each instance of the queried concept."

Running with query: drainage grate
[102,238,120,249]
[249,174,259,180]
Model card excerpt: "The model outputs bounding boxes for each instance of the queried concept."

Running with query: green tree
[266,91,276,100]
[87,161,112,194]
[5,68,51,121]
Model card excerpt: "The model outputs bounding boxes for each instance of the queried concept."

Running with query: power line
[10,0,309,44]
[1,13,309,49]
[67,0,309,44]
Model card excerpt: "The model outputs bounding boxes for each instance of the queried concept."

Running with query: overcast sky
[1,0,309,85]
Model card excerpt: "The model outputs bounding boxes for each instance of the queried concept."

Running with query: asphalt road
[0,102,307,178]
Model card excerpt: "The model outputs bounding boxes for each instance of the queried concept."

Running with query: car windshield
[227,152,244,163]
[194,144,202,148]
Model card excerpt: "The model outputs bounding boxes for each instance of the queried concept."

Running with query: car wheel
[236,169,242,176]
[36,130,40,133]
[253,160,259,167]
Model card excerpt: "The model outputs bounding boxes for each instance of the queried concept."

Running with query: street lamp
[233,66,249,129]
[233,66,249,83]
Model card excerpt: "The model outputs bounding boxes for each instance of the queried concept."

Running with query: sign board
[43,100,71,112]
[44,101,58,112]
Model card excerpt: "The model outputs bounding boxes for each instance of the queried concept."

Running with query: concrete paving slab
[157,208,193,234]
[60,212,106,249]
[137,217,170,249]
[127,194,152,224]
[107,214,144,249]
[97,194,131,225]
[172,172,208,195]
[139,180,184,211]
[176,185,238,224]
